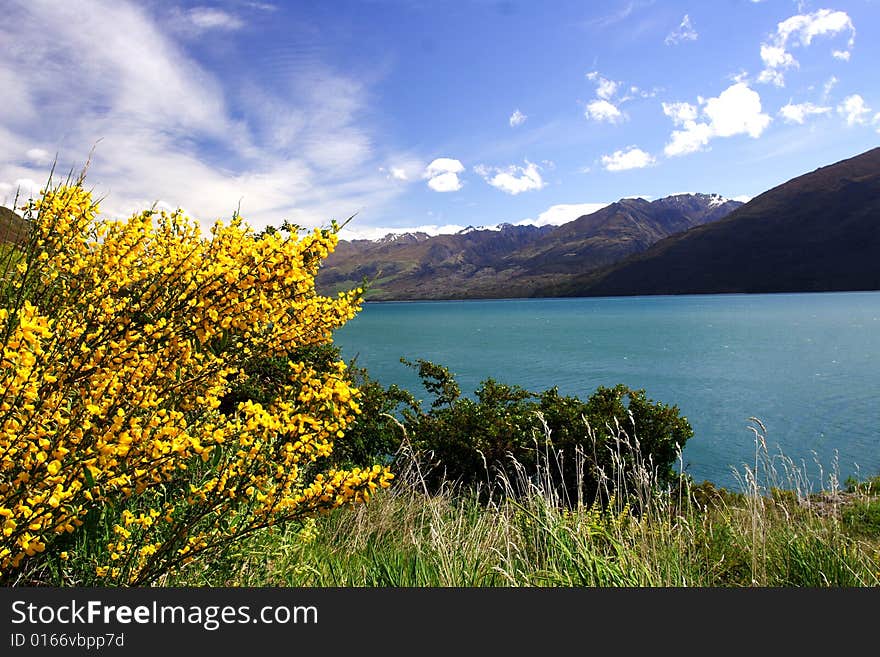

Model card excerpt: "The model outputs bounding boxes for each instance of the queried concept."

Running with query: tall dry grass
[173,416,880,587]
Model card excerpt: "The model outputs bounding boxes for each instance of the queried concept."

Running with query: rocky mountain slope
[318,193,742,300]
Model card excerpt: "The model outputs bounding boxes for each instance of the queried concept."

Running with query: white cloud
[778,102,831,124]
[0,0,413,234]
[732,195,752,203]
[0,178,42,206]
[831,50,850,61]
[757,69,786,87]
[424,158,464,178]
[338,223,469,241]
[665,14,698,46]
[704,83,772,137]
[729,70,751,85]
[425,173,462,193]
[381,156,423,183]
[665,122,713,157]
[837,95,871,126]
[823,75,839,101]
[339,200,615,239]
[758,9,856,87]
[509,109,527,127]
[586,71,619,100]
[584,71,628,123]
[760,44,797,69]
[777,9,855,47]
[757,45,798,87]
[662,101,698,126]
[585,99,624,123]
[663,83,771,157]
[182,7,244,32]
[596,78,618,101]
[476,161,545,195]
[623,85,657,101]
[516,202,610,227]
[25,148,54,166]
[423,158,464,192]
[601,147,655,172]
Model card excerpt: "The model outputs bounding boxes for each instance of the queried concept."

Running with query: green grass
[170,425,880,587]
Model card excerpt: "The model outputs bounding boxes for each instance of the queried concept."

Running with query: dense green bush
[329,361,414,467]
[225,349,694,505]
[398,359,693,505]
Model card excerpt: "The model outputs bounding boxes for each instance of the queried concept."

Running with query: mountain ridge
[317,192,743,300]
[541,146,880,297]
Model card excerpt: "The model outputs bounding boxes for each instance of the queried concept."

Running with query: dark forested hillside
[545,146,880,297]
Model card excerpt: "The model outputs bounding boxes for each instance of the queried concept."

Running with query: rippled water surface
[334,292,880,490]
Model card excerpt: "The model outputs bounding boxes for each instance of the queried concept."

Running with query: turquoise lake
[333,291,880,491]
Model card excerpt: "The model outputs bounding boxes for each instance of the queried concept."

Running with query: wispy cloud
[665,14,698,46]
[181,6,245,33]
[778,101,831,125]
[822,75,839,102]
[0,0,404,232]
[245,2,278,11]
[584,1,654,29]
[509,109,527,127]
[380,155,424,183]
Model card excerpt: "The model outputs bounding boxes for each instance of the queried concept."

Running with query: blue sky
[1,0,878,239]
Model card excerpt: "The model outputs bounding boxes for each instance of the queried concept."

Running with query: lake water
[333,292,880,492]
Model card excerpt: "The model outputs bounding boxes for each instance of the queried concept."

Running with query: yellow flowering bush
[0,178,392,585]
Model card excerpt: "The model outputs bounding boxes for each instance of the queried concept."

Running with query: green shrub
[398,359,693,505]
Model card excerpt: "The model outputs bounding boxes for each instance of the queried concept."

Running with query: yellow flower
[1,181,382,584]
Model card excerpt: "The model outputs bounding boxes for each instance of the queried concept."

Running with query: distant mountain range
[317,193,743,300]
[541,146,880,297]
[5,147,876,301]
[318,147,880,300]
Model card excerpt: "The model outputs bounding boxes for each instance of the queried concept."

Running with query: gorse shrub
[222,344,414,471]
[0,177,392,585]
